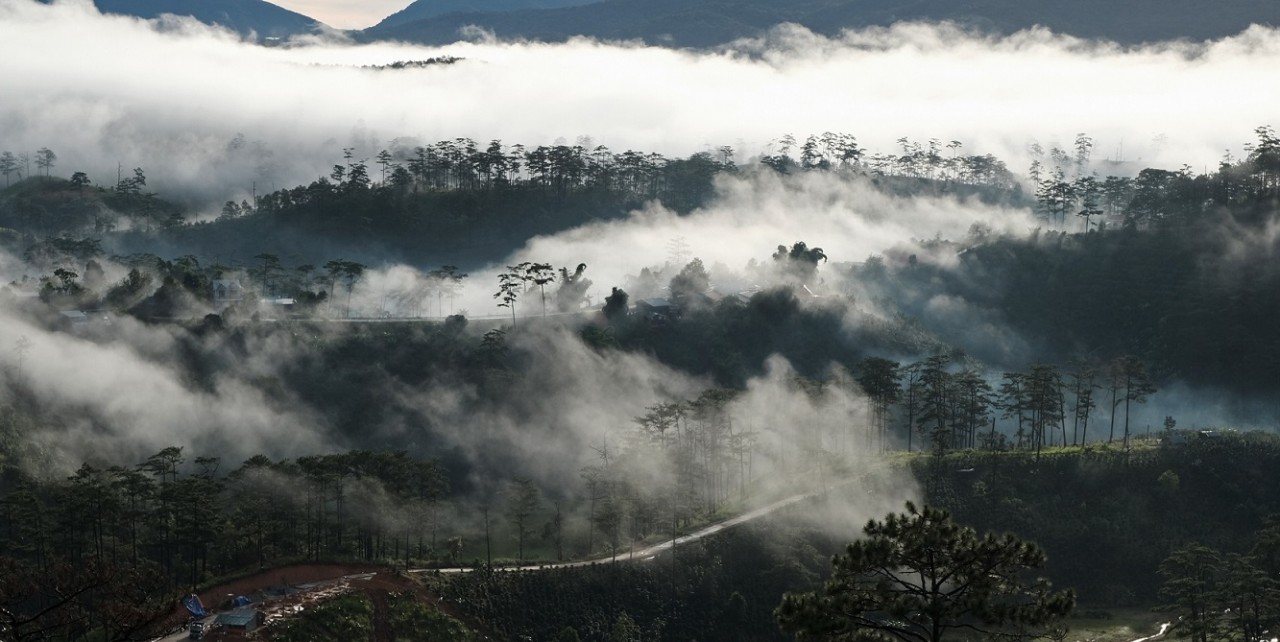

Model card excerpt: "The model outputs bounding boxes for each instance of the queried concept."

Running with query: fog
[419,170,1036,318]
[0,307,330,470]
[3,0,1280,207]
[0,270,921,531]
[2,0,1276,533]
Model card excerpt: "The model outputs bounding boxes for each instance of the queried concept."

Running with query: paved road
[1130,622,1172,642]
[410,482,836,575]
[147,481,840,639]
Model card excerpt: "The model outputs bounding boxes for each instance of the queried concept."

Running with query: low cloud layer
[1,0,1274,490]
[0,309,329,470]
[2,0,1279,207]
[449,170,1035,317]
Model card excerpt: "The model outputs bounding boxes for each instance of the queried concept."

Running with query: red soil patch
[196,563,387,610]
[157,564,499,641]
[156,563,387,633]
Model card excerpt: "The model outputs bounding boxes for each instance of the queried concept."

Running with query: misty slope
[374,0,595,30]
[65,0,325,38]
[365,0,1280,47]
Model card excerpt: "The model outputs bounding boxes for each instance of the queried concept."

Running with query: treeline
[240,140,727,248]
[434,432,1280,642]
[243,133,1016,241]
[131,131,1015,262]
[752,133,1016,187]
[0,168,180,243]
[1158,524,1280,642]
[0,148,57,185]
[0,128,1185,273]
[1028,126,1280,231]
[436,509,839,642]
[568,385,815,563]
[846,353,1157,457]
[7,126,1277,258]
[857,146,1280,394]
[252,131,1015,213]
[595,271,1162,459]
[920,431,1280,604]
[9,245,376,320]
[272,591,478,642]
[0,447,445,640]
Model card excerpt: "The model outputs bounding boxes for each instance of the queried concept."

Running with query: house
[58,310,111,333]
[210,280,244,308]
[213,608,261,635]
[261,297,296,316]
[635,297,674,323]
[59,310,89,328]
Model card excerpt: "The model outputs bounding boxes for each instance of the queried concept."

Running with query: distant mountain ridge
[374,0,594,30]
[363,0,1280,47]
[75,0,325,38]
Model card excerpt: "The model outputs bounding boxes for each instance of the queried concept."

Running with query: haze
[270,0,409,29]
[2,0,1279,207]
[0,0,1275,468]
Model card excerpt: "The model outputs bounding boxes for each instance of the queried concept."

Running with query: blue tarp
[182,594,207,619]
[232,595,252,607]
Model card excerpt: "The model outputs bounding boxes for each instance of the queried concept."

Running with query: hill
[374,0,594,30]
[364,0,1280,48]
[74,0,325,39]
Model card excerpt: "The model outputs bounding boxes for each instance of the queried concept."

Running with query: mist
[0,277,922,531]
[3,0,1280,207]
[7,2,1280,635]
[0,307,331,471]
[426,170,1033,316]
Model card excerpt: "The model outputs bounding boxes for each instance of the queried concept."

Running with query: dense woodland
[0,133,1018,265]
[435,434,1280,641]
[0,127,1279,640]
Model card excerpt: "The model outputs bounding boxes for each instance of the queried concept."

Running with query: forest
[0,124,1278,641]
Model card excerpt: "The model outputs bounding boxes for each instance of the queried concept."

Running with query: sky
[270,0,409,29]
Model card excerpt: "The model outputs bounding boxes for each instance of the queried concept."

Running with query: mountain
[374,0,595,30]
[87,0,325,39]
[364,0,1280,48]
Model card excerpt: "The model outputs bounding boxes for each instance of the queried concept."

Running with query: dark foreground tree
[776,502,1074,642]
[1157,544,1220,642]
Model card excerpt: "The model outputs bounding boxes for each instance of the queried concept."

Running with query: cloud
[2,0,1277,491]
[396,170,1034,322]
[0,309,330,473]
[2,0,1279,208]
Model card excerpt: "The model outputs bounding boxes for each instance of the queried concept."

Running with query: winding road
[410,483,835,575]
[1129,621,1171,642]
[149,481,838,640]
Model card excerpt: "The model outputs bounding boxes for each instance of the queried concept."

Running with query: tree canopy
[776,502,1074,642]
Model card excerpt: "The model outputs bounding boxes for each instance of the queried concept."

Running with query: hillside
[2,129,1280,640]
[365,0,1280,48]
[428,435,1280,639]
[80,0,324,38]
[374,0,594,30]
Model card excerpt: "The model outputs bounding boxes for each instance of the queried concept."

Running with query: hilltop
[374,0,594,30]
[53,0,326,39]
[365,0,1280,48]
